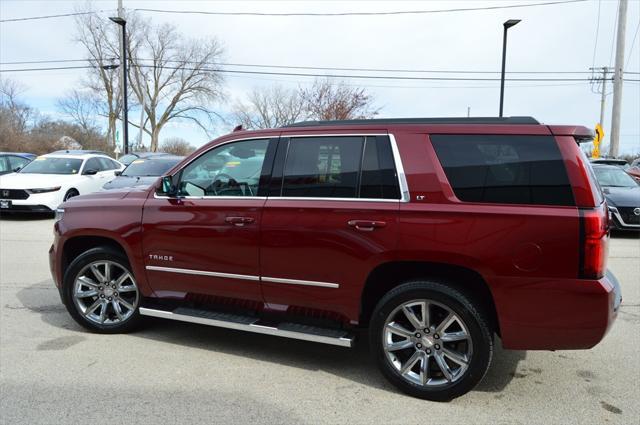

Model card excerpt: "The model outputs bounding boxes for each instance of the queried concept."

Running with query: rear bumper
[496,270,621,350]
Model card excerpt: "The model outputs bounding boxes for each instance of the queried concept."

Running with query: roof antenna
[233,125,243,132]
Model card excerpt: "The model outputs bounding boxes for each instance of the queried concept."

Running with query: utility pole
[590,66,610,127]
[609,0,628,158]
[117,0,128,154]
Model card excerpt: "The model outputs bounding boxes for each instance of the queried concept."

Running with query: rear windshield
[430,135,575,206]
[122,158,182,177]
[19,157,83,175]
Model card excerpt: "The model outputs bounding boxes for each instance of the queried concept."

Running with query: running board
[139,306,354,348]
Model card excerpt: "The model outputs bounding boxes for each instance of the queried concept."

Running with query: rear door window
[282,137,364,198]
[430,135,575,206]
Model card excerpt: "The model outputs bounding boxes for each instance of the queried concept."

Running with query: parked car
[0,152,124,213]
[0,152,36,175]
[626,160,640,182]
[102,155,184,191]
[117,152,170,166]
[50,117,620,401]
[592,164,640,231]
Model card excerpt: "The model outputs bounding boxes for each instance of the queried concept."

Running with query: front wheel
[62,247,141,333]
[370,281,493,401]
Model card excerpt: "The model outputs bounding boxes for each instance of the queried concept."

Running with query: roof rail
[283,116,539,128]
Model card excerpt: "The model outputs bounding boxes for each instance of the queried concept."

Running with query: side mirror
[158,175,178,197]
[114,170,122,176]
[12,167,22,172]
[83,169,98,175]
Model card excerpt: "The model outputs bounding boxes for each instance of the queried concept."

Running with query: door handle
[225,216,255,227]
[347,220,387,232]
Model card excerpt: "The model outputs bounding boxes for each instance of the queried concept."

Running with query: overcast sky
[1,0,639,154]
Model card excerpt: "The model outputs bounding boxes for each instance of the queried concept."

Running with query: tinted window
[8,156,30,170]
[97,157,118,170]
[0,157,10,173]
[20,157,83,175]
[180,139,269,197]
[360,137,401,199]
[84,158,103,172]
[431,135,574,206]
[123,158,182,177]
[282,137,363,198]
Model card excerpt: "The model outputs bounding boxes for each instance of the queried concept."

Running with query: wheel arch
[360,261,499,335]
[61,235,128,278]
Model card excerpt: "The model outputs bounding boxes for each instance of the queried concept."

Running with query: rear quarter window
[430,134,575,206]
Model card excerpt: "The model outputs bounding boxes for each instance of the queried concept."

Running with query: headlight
[54,208,64,223]
[27,187,61,194]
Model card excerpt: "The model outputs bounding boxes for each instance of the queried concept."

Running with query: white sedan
[0,152,124,213]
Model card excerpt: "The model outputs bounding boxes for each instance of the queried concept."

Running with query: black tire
[62,246,141,333]
[370,280,493,401]
[63,189,79,202]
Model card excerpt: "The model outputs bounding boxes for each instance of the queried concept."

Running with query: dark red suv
[49,117,621,400]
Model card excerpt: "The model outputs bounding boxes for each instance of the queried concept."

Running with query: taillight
[579,204,609,279]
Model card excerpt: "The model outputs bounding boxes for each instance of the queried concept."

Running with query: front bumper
[0,191,62,213]
[496,270,621,350]
[609,206,640,231]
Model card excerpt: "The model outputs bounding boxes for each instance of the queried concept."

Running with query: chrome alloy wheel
[72,260,139,325]
[383,300,473,387]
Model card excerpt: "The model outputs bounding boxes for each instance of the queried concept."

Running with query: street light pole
[499,19,521,118]
[109,16,129,155]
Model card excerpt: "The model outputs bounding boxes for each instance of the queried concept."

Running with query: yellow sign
[593,124,604,159]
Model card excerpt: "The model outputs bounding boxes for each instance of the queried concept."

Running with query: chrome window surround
[155,133,410,203]
[145,265,339,288]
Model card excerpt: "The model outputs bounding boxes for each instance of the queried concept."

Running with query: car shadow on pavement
[610,230,640,239]
[16,279,524,397]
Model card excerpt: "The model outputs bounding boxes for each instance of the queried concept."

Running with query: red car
[49,117,621,401]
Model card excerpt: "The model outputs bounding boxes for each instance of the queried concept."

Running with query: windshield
[122,158,181,177]
[593,167,638,188]
[19,157,83,175]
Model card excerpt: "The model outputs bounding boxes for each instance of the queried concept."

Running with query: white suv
[0,151,124,213]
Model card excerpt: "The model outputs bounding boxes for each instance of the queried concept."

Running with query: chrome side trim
[145,265,260,281]
[138,307,354,347]
[269,197,399,203]
[388,133,410,203]
[153,193,267,200]
[261,276,339,289]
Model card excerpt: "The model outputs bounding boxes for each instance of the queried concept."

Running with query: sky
[1,0,639,155]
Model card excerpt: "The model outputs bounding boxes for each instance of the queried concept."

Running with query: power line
[609,1,620,67]
[133,0,587,17]
[0,10,112,23]
[0,63,632,82]
[591,0,602,71]
[625,19,640,69]
[0,58,608,75]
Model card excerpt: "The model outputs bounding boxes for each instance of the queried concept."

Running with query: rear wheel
[370,280,493,401]
[63,247,141,333]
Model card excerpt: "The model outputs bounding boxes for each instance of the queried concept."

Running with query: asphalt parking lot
[0,216,638,425]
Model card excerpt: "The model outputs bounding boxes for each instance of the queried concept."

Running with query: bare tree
[57,89,98,133]
[301,78,379,121]
[0,78,32,134]
[72,9,225,152]
[233,79,379,130]
[160,137,196,156]
[73,10,123,148]
[126,19,225,151]
[233,85,306,129]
